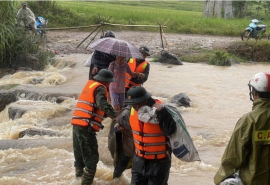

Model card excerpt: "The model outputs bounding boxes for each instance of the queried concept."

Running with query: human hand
[107,97,111,104]
[131,72,138,78]
[114,123,125,132]
[138,73,145,79]
[117,123,125,131]
[92,67,98,75]
[152,103,163,111]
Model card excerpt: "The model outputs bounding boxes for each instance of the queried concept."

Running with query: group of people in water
[14,3,270,185]
[71,30,173,185]
[70,32,270,185]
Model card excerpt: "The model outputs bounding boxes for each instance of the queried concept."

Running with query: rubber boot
[81,167,96,185]
[75,167,84,178]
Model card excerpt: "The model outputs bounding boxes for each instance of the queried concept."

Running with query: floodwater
[0,54,269,185]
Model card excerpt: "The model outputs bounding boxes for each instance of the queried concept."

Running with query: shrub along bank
[179,40,270,65]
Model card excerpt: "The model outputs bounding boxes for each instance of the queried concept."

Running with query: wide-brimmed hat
[139,46,150,56]
[125,86,151,105]
[93,69,115,82]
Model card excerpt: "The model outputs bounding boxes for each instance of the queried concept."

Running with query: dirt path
[45,30,238,56]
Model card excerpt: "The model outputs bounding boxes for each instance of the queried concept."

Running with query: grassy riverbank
[9,1,270,65]
[53,1,270,64]
[29,1,269,37]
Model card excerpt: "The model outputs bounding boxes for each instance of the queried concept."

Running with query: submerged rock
[170,93,191,107]
[0,91,17,112]
[8,106,27,120]
[18,128,62,138]
[156,50,183,65]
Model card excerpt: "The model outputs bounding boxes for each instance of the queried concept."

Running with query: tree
[203,0,248,19]
[224,1,233,19]
[233,1,248,18]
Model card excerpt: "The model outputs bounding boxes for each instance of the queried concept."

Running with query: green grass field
[51,1,270,37]
[5,1,269,66]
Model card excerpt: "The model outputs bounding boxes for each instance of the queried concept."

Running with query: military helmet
[125,86,151,105]
[139,46,150,56]
[104,31,115,38]
[93,69,115,82]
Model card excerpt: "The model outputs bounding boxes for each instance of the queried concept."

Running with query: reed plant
[0,1,16,68]
[0,1,53,69]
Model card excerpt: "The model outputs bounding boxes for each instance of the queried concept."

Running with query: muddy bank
[45,30,237,56]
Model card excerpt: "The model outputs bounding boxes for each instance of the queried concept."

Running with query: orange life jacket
[125,58,149,89]
[129,103,169,159]
[71,80,108,132]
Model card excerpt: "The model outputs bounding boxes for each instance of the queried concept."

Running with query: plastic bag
[220,173,243,185]
[84,53,93,67]
[165,104,200,162]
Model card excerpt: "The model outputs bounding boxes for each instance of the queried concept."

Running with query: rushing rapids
[0,52,268,184]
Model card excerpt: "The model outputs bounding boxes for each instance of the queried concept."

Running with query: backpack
[164,104,200,162]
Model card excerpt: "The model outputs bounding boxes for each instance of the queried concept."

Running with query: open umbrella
[89,37,143,59]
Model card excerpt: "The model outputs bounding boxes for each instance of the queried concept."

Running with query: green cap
[93,69,115,82]
[125,86,151,105]
[139,46,150,56]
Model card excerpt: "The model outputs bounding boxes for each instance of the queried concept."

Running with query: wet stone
[156,50,183,65]
[18,128,62,138]
[0,91,17,112]
[170,93,191,107]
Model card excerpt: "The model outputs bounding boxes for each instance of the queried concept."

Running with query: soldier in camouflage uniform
[71,69,116,185]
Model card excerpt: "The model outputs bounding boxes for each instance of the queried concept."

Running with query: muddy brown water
[0,32,269,184]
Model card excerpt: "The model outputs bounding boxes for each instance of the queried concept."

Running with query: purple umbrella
[89,37,143,59]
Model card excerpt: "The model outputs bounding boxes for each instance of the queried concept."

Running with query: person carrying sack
[125,86,177,185]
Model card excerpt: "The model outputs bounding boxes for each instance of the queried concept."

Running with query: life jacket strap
[135,148,168,155]
[132,130,165,137]
[75,108,105,120]
[77,100,97,107]
[134,138,167,147]
[72,116,104,129]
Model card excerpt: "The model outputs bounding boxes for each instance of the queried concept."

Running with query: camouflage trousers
[73,125,99,171]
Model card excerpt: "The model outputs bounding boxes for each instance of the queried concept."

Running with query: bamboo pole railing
[43,22,167,31]
[42,21,168,49]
